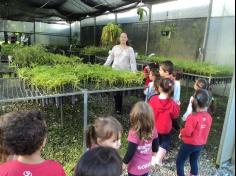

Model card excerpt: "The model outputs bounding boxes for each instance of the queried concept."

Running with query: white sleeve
[182,96,194,121]
[104,47,115,66]
[173,81,181,102]
[129,47,137,72]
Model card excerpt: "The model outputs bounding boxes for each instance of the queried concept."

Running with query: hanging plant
[137,7,148,21]
[161,23,177,38]
[101,23,122,47]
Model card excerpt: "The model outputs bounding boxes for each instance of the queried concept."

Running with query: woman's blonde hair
[86,117,123,149]
[130,102,154,141]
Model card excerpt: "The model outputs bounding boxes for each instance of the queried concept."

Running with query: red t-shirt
[0,160,66,176]
[149,95,180,134]
[181,112,212,145]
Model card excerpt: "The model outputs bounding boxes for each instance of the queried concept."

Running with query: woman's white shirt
[104,45,137,71]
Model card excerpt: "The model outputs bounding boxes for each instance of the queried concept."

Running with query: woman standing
[105,33,137,114]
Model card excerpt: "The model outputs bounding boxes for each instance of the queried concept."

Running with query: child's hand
[176,101,181,106]
[122,163,127,171]
[179,133,182,139]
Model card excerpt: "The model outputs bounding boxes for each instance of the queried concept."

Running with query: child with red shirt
[123,102,159,176]
[176,89,213,176]
[149,78,180,166]
[0,111,66,176]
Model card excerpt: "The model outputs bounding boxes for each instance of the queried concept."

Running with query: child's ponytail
[86,125,97,149]
[192,89,209,113]
[159,78,174,98]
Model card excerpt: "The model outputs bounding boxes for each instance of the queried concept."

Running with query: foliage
[0,43,23,56]
[137,7,148,21]
[101,23,122,47]
[80,46,110,57]
[11,45,81,67]
[18,64,143,92]
[137,55,233,76]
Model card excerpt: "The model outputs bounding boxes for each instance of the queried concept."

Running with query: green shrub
[12,45,81,67]
[80,46,109,57]
[137,55,233,76]
[18,64,143,92]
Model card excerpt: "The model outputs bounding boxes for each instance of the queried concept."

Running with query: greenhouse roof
[0,0,172,22]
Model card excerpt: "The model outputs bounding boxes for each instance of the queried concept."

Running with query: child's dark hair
[192,89,209,113]
[159,78,174,98]
[130,102,154,140]
[173,69,183,80]
[0,131,9,164]
[0,117,9,164]
[149,62,159,71]
[194,79,215,115]
[195,79,209,90]
[160,60,174,75]
[74,146,122,176]
[86,117,123,149]
[0,111,47,155]
[153,76,162,94]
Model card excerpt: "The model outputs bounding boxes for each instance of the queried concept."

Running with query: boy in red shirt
[0,111,66,176]
[149,78,180,166]
[176,89,213,176]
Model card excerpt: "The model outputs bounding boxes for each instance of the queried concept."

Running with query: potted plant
[101,23,122,48]
[137,7,148,22]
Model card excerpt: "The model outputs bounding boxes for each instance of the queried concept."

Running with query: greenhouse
[0,0,235,175]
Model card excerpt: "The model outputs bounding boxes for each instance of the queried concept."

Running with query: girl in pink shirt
[123,102,159,176]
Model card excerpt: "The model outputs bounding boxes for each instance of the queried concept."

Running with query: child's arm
[173,81,181,102]
[182,96,194,121]
[180,115,197,137]
[171,102,181,119]
[123,142,138,164]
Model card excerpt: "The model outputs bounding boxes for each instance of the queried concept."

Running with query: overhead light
[105,10,110,14]
[137,0,144,7]
[86,15,90,18]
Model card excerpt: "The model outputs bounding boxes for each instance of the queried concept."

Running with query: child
[143,62,159,88]
[86,116,123,150]
[159,60,181,131]
[176,89,213,176]
[144,66,159,101]
[149,78,180,166]
[159,60,181,103]
[74,146,122,176]
[0,111,66,176]
[123,101,159,176]
[182,78,215,122]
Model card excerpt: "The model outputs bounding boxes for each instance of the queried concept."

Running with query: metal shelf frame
[0,77,144,151]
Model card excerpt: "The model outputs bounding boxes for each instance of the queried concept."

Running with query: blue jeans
[158,133,171,150]
[176,143,204,176]
[128,173,148,176]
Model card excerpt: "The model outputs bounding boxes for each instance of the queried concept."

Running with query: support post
[145,5,152,56]
[69,22,72,45]
[94,17,96,45]
[115,13,118,24]
[33,21,36,44]
[200,0,213,62]
[83,90,88,151]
